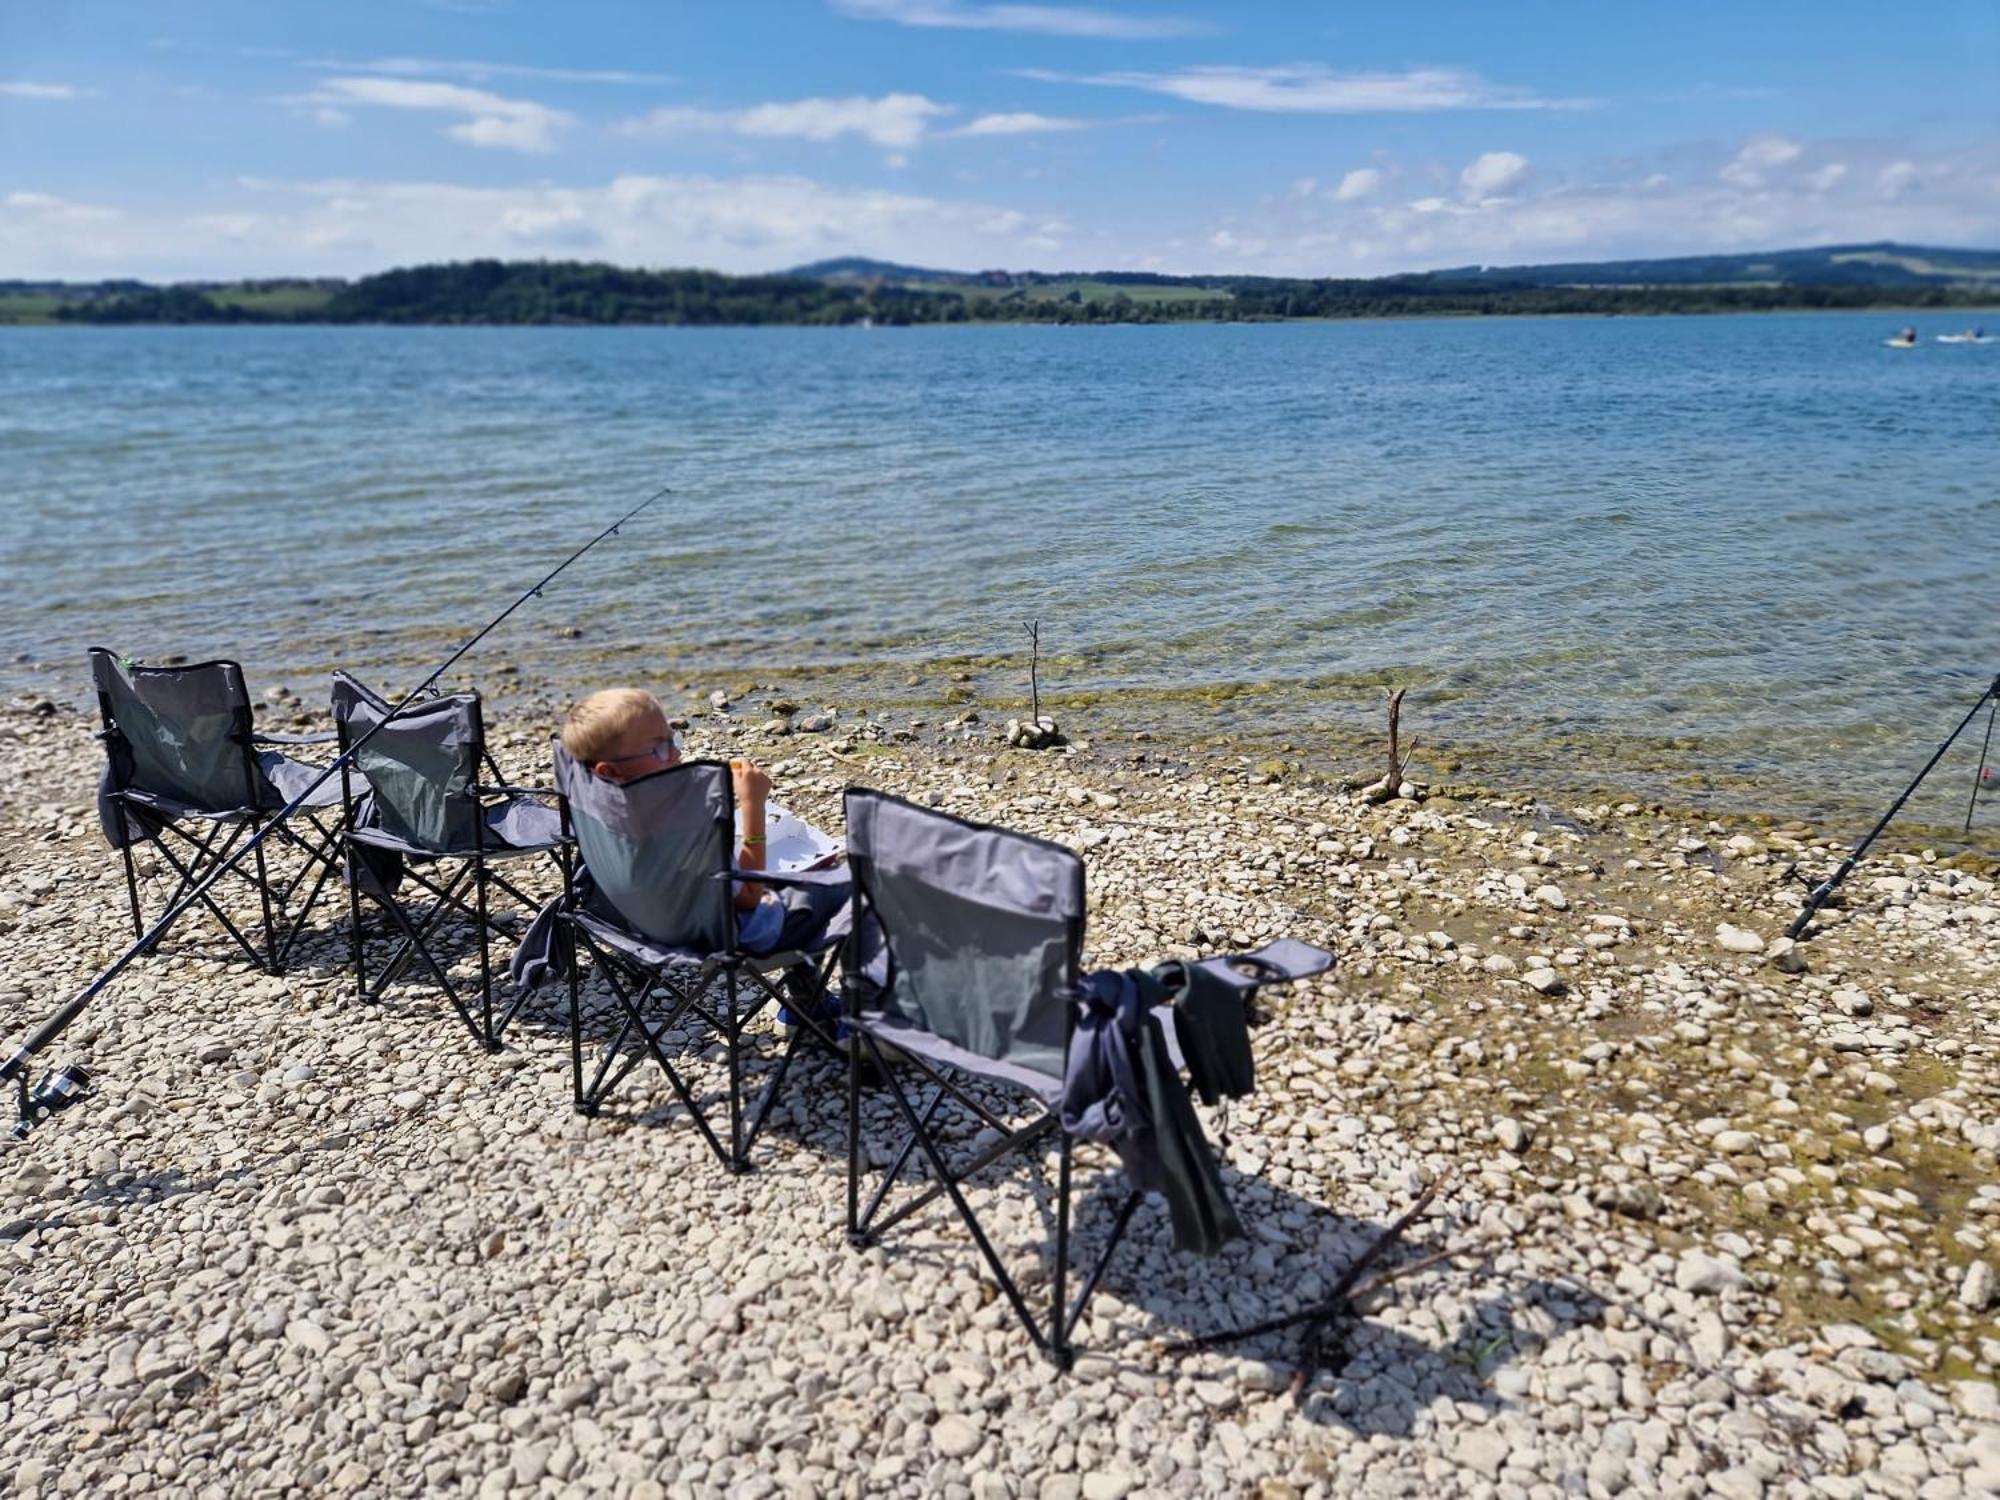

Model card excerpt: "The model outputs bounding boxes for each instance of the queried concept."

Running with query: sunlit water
[2,314,1994,830]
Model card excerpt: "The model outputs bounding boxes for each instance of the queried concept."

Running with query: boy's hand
[730,757,771,810]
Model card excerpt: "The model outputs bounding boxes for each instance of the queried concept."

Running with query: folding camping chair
[91,648,344,973]
[332,673,566,1051]
[840,788,1332,1367]
[551,744,847,1173]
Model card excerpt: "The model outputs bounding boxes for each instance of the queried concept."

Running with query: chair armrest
[255,730,340,745]
[1187,937,1336,994]
[718,864,850,890]
[475,783,557,800]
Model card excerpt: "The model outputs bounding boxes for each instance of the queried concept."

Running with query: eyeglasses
[602,734,680,769]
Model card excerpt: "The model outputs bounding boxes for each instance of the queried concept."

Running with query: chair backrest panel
[555,745,735,953]
[845,789,1082,1080]
[90,649,261,812]
[331,673,484,854]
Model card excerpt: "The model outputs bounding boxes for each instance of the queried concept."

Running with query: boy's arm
[731,758,769,908]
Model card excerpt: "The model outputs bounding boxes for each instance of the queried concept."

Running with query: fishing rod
[1787,671,2000,940]
[4,487,667,1138]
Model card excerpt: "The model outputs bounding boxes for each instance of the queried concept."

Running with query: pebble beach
[1,682,1996,1500]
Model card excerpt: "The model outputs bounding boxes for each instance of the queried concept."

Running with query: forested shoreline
[11,257,1996,327]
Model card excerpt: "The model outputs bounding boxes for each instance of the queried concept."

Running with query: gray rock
[932,1414,983,1459]
[1673,1250,1747,1294]
[1762,936,1809,973]
[1450,1428,1509,1480]
[1960,1259,1996,1312]
[1715,923,1765,954]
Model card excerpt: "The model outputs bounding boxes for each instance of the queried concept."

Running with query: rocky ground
[0,684,1996,1500]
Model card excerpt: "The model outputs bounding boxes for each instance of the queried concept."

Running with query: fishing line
[1788,672,2000,940]
[4,487,667,1136]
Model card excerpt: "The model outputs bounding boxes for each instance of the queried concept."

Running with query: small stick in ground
[1385,685,1418,787]
[1023,619,1042,725]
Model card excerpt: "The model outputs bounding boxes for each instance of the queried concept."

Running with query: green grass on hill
[208,285,337,315]
[1830,250,2000,284]
[945,278,1228,307]
[0,294,62,325]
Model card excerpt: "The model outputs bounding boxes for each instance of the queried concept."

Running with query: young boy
[559,686,846,957]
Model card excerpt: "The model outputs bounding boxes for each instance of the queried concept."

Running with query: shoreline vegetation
[6,239,2000,327]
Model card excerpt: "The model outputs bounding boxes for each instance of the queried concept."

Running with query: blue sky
[3,0,1997,279]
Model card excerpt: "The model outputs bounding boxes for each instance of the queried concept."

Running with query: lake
[2,313,1994,831]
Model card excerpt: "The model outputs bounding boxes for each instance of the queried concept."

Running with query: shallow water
[2,313,1994,829]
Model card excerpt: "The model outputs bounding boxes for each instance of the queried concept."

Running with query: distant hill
[784,257,981,285]
[783,241,2000,292]
[1442,242,2000,289]
[7,243,1995,327]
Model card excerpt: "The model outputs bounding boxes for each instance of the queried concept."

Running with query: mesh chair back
[331,673,484,854]
[845,789,1083,1080]
[554,744,735,953]
[90,649,263,813]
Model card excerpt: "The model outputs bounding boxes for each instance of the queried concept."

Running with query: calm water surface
[2,315,1994,828]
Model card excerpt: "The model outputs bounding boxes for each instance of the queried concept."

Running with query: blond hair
[561,687,665,763]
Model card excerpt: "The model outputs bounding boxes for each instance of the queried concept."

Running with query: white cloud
[318,56,676,86]
[1028,64,1590,113]
[294,77,572,154]
[0,81,89,100]
[1460,150,1529,199]
[1877,160,1919,197]
[617,94,951,150]
[1333,167,1383,201]
[951,111,1092,137]
[833,0,1207,40]
[0,172,1080,279]
[1193,137,2000,278]
[4,191,119,222]
[1719,132,1804,187]
[1289,176,1317,198]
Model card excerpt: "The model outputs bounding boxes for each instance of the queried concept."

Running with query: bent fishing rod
[3,487,666,1136]
[1787,671,2000,940]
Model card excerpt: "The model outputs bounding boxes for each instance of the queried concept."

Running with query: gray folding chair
[840,787,1332,1368]
[91,648,344,973]
[332,673,566,1051]
[550,744,847,1173]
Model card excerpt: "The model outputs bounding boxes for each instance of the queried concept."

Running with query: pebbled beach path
[0,688,1995,1500]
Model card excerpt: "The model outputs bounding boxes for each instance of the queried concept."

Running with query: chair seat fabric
[97,750,341,847]
[570,906,828,973]
[254,749,350,811]
[347,795,563,858]
[849,1009,1066,1107]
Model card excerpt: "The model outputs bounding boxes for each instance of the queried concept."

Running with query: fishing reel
[11,1062,91,1141]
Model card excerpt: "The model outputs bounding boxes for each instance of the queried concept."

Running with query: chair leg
[475,862,496,1051]
[1052,1134,1075,1370]
[345,845,369,1003]
[859,1030,1051,1353]
[116,808,146,944]
[725,966,747,1173]
[253,830,279,975]
[567,932,588,1114]
[847,1020,866,1245]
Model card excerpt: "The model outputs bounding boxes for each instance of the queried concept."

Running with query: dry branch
[1164,1175,1447,1372]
